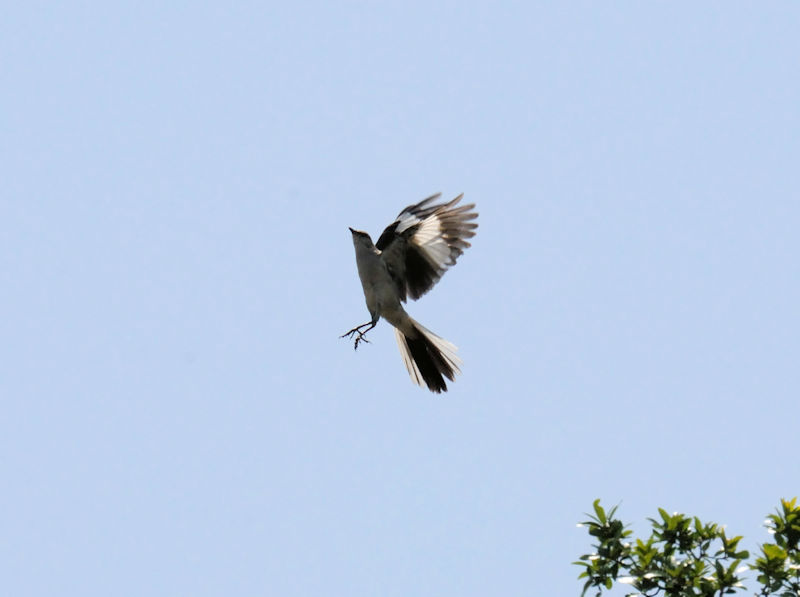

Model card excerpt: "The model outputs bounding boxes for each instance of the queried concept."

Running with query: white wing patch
[412,216,451,269]
[395,212,421,234]
[395,209,456,270]
[393,192,442,234]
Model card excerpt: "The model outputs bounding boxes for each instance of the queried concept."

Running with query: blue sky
[2,2,798,596]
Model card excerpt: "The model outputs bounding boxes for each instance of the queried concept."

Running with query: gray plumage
[342,193,478,393]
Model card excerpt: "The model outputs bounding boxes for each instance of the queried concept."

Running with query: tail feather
[394,318,462,393]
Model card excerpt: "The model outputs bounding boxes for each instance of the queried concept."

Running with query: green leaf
[580,578,593,597]
[763,543,787,560]
[593,499,607,524]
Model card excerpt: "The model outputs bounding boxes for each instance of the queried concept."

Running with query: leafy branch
[575,498,800,597]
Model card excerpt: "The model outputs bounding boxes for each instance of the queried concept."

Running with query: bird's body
[350,238,407,331]
[342,193,478,393]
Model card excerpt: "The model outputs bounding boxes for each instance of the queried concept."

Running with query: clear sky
[2,2,798,596]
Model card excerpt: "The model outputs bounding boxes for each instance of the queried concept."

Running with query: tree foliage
[575,497,800,597]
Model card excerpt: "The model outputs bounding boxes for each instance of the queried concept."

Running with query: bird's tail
[394,317,462,393]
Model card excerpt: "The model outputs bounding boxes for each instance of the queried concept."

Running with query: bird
[341,193,478,393]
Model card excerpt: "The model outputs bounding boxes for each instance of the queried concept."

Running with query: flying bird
[341,193,478,393]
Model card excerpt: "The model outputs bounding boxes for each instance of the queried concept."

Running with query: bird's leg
[340,321,377,350]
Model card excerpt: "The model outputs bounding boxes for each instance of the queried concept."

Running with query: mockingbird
[341,193,478,393]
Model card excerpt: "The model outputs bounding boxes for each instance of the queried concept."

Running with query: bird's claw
[340,327,371,350]
[353,333,370,350]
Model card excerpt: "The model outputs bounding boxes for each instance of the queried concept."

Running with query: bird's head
[348,227,374,249]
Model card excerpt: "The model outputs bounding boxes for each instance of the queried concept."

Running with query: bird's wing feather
[377,193,478,301]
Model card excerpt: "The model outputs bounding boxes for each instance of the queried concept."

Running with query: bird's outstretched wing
[376,193,478,301]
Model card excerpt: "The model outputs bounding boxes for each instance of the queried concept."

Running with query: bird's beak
[348,227,355,234]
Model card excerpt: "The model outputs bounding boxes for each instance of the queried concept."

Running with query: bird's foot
[340,326,372,351]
